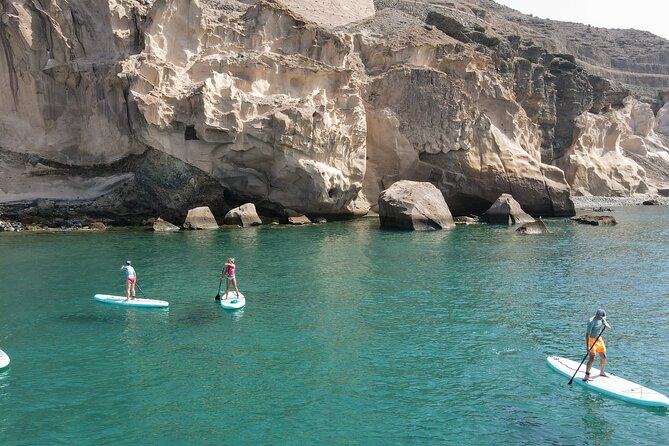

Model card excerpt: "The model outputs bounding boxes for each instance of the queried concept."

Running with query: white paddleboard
[94,294,169,308]
[0,348,10,371]
[220,292,245,310]
[547,356,669,407]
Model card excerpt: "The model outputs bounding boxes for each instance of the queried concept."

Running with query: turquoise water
[1,208,668,445]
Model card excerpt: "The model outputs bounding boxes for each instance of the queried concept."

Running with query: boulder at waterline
[378,181,455,231]
[454,215,480,225]
[88,222,107,231]
[223,204,262,227]
[482,194,535,225]
[516,220,549,234]
[642,199,660,206]
[285,209,311,225]
[153,218,180,232]
[183,207,219,230]
[571,215,617,225]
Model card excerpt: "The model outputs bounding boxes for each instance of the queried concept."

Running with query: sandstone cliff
[1,0,667,225]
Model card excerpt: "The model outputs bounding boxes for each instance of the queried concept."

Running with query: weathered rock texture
[516,220,548,234]
[571,215,617,226]
[378,180,455,230]
[224,203,262,227]
[183,206,219,229]
[2,0,668,224]
[153,217,180,231]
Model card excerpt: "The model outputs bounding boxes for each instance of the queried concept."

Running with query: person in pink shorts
[222,258,240,299]
[120,260,137,301]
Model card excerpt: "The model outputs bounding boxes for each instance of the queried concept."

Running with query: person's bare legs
[598,351,609,377]
[225,279,231,299]
[232,278,239,297]
[125,281,131,301]
[583,352,596,381]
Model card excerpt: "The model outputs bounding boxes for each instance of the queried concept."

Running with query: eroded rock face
[378,180,454,230]
[3,0,668,224]
[554,98,669,196]
[126,0,369,216]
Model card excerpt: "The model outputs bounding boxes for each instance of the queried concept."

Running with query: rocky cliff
[1,0,668,225]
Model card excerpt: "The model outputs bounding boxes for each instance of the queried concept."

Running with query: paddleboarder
[583,308,612,381]
[121,260,137,302]
[222,258,240,299]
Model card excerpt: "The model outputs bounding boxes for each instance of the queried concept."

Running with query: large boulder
[223,204,262,227]
[378,181,455,230]
[183,207,219,230]
[482,194,535,225]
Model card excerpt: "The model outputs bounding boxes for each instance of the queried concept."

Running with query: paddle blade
[215,293,220,301]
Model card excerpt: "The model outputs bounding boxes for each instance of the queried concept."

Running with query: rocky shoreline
[2,192,666,232]
[571,195,669,209]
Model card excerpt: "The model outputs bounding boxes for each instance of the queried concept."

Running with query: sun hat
[126,260,131,265]
[596,308,606,318]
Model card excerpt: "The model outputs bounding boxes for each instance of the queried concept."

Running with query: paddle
[214,278,223,301]
[136,283,147,298]
[568,326,606,385]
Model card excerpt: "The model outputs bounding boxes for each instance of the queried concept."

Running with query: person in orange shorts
[583,308,612,381]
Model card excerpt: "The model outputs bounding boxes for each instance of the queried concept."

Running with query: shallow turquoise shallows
[1,208,668,445]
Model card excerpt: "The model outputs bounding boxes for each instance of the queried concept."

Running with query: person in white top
[120,260,137,301]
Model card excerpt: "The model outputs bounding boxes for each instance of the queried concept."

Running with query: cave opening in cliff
[185,126,199,141]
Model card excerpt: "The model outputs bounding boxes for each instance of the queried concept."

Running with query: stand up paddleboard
[94,294,169,309]
[0,348,10,371]
[220,292,245,310]
[547,356,669,407]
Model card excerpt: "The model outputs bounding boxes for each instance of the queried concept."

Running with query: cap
[126,260,131,265]
[596,308,606,318]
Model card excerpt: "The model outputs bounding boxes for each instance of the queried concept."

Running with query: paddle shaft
[568,326,606,385]
[215,278,223,301]
[136,282,147,298]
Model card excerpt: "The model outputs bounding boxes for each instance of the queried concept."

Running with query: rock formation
[224,203,262,227]
[285,209,311,225]
[183,206,219,229]
[153,217,180,231]
[378,180,454,230]
[571,215,617,226]
[482,193,534,225]
[516,220,548,234]
[1,0,668,225]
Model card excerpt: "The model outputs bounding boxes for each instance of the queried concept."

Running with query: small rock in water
[571,215,617,225]
[516,220,549,234]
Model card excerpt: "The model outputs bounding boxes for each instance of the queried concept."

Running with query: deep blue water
[1,208,668,445]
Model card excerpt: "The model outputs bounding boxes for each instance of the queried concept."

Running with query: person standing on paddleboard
[121,260,137,302]
[223,258,240,299]
[583,308,612,381]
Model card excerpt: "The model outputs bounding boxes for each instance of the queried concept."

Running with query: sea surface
[1,208,668,445]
